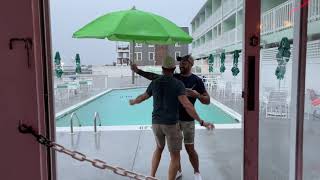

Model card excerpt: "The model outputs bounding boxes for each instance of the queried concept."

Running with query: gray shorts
[179,121,195,144]
[152,124,183,152]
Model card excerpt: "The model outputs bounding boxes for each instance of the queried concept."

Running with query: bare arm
[129,92,150,105]
[198,91,210,104]
[131,64,161,80]
[185,89,210,104]
[178,95,214,129]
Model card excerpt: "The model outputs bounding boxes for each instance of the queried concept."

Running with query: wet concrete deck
[56,129,242,180]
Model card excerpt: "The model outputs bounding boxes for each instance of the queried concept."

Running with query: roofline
[190,0,210,24]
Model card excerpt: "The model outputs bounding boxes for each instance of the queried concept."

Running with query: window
[135,43,142,47]
[148,44,155,47]
[149,52,155,61]
[175,51,181,59]
[135,52,142,61]
[175,43,181,47]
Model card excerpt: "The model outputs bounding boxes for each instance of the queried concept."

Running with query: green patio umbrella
[231,50,240,76]
[73,6,192,83]
[220,52,226,73]
[75,53,81,74]
[275,37,291,88]
[54,51,63,78]
[208,54,214,73]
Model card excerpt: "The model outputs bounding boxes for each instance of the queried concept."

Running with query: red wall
[0,1,52,179]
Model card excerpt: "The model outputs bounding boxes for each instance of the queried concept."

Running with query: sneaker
[175,171,182,179]
[194,173,203,180]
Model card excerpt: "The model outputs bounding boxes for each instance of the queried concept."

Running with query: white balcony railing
[222,28,236,46]
[192,0,320,53]
[193,15,214,38]
[204,40,213,53]
[213,7,222,25]
[308,0,320,21]
[236,25,243,42]
[213,36,223,49]
[238,0,243,7]
[261,0,320,35]
[223,0,237,16]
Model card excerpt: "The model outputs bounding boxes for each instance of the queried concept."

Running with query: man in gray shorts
[131,55,213,180]
[129,56,213,180]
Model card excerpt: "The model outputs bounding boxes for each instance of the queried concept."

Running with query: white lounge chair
[265,90,289,119]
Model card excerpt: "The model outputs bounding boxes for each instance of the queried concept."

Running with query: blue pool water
[56,88,238,127]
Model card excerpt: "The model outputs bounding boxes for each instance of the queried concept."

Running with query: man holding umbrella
[131,54,214,180]
[129,56,213,180]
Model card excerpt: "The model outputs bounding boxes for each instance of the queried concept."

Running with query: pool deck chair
[306,89,320,120]
[265,90,289,119]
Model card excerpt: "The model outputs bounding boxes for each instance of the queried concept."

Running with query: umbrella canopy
[220,52,226,73]
[54,51,63,78]
[275,37,291,80]
[72,7,192,44]
[231,50,240,76]
[208,54,214,73]
[75,53,81,74]
[73,7,192,84]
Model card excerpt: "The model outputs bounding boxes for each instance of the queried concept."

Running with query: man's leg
[168,151,181,180]
[151,146,164,177]
[180,121,200,173]
[185,144,200,173]
[151,124,166,177]
[164,124,183,180]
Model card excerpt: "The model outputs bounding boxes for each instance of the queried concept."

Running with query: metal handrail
[93,112,102,133]
[70,112,82,134]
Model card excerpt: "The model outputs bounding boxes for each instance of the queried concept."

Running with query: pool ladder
[70,112,82,134]
[69,112,102,133]
[93,112,102,133]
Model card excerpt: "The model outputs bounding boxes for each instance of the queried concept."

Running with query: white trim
[175,43,181,47]
[135,43,142,47]
[56,123,241,132]
[148,44,155,47]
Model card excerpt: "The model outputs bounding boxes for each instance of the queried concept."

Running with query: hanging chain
[18,123,157,180]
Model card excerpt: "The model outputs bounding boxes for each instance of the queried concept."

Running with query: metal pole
[132,40,135,84]
[94,112,97,133]
[70,113,74,134]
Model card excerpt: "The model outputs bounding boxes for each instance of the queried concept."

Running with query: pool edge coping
[56,123,242,132]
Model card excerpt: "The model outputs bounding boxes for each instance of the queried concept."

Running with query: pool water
[56,88,238,127]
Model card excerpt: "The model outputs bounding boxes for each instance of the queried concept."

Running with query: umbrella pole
[132,40,135,84]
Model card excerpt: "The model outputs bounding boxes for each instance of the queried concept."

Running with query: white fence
[261,0,320,35]
[223,0,237,16]
[222,28,236,47]
[213,7,222,25]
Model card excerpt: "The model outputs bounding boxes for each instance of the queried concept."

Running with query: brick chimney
[155,45,168,66]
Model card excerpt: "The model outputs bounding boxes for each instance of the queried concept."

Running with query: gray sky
[50,0,206,65]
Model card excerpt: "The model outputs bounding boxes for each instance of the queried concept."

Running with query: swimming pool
[56,88,240,128]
